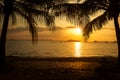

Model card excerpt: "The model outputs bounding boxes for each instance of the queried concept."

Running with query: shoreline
[6,56,117,62]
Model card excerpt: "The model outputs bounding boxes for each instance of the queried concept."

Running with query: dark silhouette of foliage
[81,0,120,63]
[0,0,67,71]
[52,3,90,26]
[52,0,120,63]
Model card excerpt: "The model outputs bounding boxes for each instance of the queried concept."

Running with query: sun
[74,28,82,35]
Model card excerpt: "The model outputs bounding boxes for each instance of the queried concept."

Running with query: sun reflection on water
[75,42,82,57]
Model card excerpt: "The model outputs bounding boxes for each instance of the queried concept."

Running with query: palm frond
[28,18,38,43]
[44,15,55,31]
[14,1,55,27]
[53,3,82,15]
[15,2,46,16]
[80,0,108,15]
[83,11,112,38]
[21,0,47,6]
[0,0,3,6]
[15,8,38,42]
[24,0,67,4]
[11,11,17,25]
[21,0,67,8]
[53,0,68,4]
[0,11,3,21]
[53,3,89,26]
[0,0,3,21]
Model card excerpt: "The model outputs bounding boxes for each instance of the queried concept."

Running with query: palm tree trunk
[0,13,10,70]
[114,15,120,63]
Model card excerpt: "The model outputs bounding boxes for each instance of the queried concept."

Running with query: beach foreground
[0,56,120,80]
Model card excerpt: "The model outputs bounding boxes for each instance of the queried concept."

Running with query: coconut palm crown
[53,0,120,63]
[80,0,120,62]
[0,0,68,70]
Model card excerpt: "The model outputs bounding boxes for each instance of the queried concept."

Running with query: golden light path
[75,42,82,57]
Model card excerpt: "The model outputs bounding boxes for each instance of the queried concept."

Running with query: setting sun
[74,28,82,35]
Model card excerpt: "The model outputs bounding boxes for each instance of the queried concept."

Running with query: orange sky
[2,1,120,42]
[7,19,117,42]
[6,15,119,42]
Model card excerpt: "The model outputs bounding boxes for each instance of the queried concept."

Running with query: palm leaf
[0,0,3,21]
[15,3,46,16]
[14,1,55,27]
[53,3,90,26]
[14,8,38,42]
[44,15,55,30]
[80,0,108,15]
[83,11,112,38]
[22,0,67,8]
[11,11,17,25]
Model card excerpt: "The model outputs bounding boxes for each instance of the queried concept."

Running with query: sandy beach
[0,56,120,80]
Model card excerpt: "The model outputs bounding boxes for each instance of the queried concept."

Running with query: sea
[6,40,118,58]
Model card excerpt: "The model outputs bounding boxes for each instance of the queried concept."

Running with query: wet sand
[0,56,120,80]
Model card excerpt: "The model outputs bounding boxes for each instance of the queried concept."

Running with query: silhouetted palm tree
[52,0,120,63]
[80,0,120,63]
[0,0,68,71]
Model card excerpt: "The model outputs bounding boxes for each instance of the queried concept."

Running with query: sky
[6,16,118,42]
[0,0,119,42]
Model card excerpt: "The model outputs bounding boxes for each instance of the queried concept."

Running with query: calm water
[6,40,118,57]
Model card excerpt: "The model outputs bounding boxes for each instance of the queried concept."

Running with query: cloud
[54,26,65,30]
[65,26,76,29]
[8,27,27,32]
[7,26,66,32]
[7,27,50,33]
[103,28,115,30]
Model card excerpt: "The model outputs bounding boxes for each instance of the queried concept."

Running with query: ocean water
[6,40,118,57]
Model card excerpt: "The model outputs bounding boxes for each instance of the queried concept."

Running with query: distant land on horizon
[7,39,117,43]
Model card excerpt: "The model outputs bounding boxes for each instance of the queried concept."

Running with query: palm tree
[80,0,120,63]
[0,0,63,71]
[52,0,120,63]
